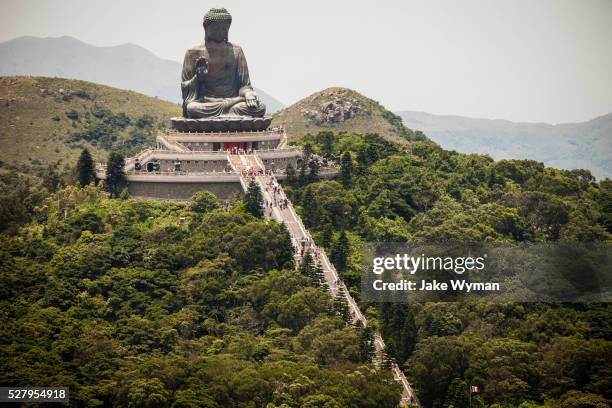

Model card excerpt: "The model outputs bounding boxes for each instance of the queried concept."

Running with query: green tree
[225,222,293,271]
[308,159,320,183]
[119,187,130,200]
[355,145,369,176]
[359,325,376,362]
[105,151,126,198]
[286,162,297,187]
[298,160,308,186]
[598,179,612,233]
[445,378,470,408]
[77,148,96,187]
[340,151,353,188]
[333,286,351,322]
[330,230,349,271]
[191,190,220,214]
[127,378,170,408]
[557,391,610,408]
[321,219,333,248]
[408,336,471,407]
[243,179,263,218]
[299,251,318,286]
[277,287,331,332]
[317,131,335,156]
[42,163,63,192]
[301,185,319,227]
[306,181,357,229]
[303,142,313,162]
[380,303,418,365]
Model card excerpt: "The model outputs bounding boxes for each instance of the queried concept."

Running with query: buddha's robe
[181,42,266,118]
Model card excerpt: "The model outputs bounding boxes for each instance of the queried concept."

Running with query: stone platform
[171,115,272,132]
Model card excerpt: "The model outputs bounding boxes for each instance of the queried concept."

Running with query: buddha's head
[203,8,232,43]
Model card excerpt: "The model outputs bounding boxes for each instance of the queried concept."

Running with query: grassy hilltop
[272,87,427,145]
[0,76,180,175]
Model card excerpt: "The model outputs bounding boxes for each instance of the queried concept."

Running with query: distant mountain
[397,111,612,180]
[273,87,427,144]
[0,35,285,113]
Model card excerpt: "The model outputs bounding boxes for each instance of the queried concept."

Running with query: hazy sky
[1,0,611,123]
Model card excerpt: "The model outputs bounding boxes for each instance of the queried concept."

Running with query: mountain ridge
[0,35,285,113]
[399,109,612,128]
[397,110,612,179]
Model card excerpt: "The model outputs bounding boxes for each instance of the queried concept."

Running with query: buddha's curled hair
[203,8,232,27]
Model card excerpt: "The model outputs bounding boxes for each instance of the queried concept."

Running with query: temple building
[94,8,410,404]
[98,7,307,200]
[117,122,303,200]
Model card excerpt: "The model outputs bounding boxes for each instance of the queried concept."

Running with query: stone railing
[277,129,288,148]
[255,147,303,160]
[100,147,157,175]
[128,149,230,160]
[157,133,188,152]
[127,170,235,176]
[164,128,284,137]
[273,166,339,175]
[254,146,302,154]
[164,133,282,144]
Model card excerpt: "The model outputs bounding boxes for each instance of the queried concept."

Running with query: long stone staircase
[235,152,420,406]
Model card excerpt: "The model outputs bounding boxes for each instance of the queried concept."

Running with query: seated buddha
[180,8,266,119]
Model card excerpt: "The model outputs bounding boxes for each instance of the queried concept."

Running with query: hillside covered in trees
[283,131,611,407]
[0,186,400,407]
[0,119,610,406]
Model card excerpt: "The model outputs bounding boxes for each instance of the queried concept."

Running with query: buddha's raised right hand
[195,57,209,81]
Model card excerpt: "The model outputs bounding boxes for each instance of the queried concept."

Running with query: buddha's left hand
[245,91,259,109]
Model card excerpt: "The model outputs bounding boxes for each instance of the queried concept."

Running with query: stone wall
[260,156,300,171]
[142,158,231,173]
[182,141,215,151]
[257,149,303,171]
[128,180,243,200]
[257,140,278,149]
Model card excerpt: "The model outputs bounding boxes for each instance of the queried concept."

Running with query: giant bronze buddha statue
[180,8,266,121]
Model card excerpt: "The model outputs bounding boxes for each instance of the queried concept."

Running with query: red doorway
[224,142,245,151]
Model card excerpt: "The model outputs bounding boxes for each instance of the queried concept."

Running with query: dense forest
[0,128,611,407]
[0,183,401,407]
[284,131,611,407]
